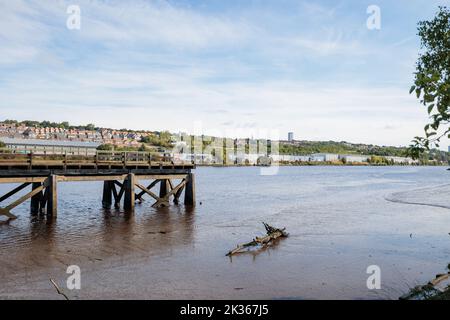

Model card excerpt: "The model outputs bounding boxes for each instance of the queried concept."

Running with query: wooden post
[30,182,43,214]
[102,181,113,209]
[184,173,195,206]
[46,175,58,217]
[159,179,168,198]
[28,152,33,170]
[124,173,135,211]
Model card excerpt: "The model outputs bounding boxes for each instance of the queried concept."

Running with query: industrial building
[0,137,100,155]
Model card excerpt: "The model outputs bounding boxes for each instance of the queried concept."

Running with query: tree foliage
[140,131,172,148]
[409,6,450,158]
[97,144,114,151]
[279,140,408,157]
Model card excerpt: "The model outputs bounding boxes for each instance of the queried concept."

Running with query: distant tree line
[279,140,448,162]
[279,140,409,156]
[3,119,97,131]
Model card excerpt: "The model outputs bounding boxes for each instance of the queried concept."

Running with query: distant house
[102,131,113,140]
[67,133,78,140]
[127,133,140,140]
[23,128,36,139]
[54,132,67,140]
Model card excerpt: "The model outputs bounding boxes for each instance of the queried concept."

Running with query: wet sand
[1,166,450,299]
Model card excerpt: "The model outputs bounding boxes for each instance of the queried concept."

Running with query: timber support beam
[124,173,136,211]
[184,173,196,206]
[0,175,58,221]
[130,174,195,208]
[0,171,195,221]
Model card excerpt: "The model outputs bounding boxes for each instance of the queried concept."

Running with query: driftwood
[226,222,288,256]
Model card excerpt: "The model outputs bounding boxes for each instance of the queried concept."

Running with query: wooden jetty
[0,151,195,220]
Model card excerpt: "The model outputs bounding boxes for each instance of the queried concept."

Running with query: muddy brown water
[1,166,450,299]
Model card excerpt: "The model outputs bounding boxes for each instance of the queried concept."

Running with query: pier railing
[0,151,192,169]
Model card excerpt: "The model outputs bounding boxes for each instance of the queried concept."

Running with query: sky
[0,0,449,149]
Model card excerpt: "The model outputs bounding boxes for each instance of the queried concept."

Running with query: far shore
[196,162,448,167]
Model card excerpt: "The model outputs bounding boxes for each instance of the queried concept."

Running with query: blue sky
[0,0,449,148]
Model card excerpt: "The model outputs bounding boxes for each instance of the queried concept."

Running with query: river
[1,166,450,299]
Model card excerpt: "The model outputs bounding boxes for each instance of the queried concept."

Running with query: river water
[1,166,450,299]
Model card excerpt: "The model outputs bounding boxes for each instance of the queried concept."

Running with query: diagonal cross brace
[0,184,45,220]
[152,179,187,208]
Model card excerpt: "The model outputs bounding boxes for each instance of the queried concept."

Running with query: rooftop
[0,137,101,148]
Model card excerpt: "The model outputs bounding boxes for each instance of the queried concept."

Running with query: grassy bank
[401,264,450,300]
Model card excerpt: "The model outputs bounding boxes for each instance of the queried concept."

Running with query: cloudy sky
[0,0,448,148]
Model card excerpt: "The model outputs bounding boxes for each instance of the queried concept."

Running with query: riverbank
[197,162,446,167]
[400,264,450,300]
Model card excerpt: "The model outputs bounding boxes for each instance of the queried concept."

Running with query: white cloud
[0,0,446,149]
[69,0,252,49]
[0,62,431,147]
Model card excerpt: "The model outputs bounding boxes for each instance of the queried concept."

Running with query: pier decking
[0,151,195,220]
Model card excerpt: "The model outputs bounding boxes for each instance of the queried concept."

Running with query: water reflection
[0,195,196,278]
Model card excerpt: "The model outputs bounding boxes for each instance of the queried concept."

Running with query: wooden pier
[0,151,195,220]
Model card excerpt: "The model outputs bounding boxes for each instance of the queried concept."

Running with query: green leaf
[415,88,421,98]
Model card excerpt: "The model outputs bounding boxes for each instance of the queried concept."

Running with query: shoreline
[196,163,448,167]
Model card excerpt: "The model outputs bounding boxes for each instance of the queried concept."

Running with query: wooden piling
[30,182,43,214]
[46,175,58,217]
[124,173,135,211]
[159,179,168,198]
[102,181,113,209]
[184,173,195,206]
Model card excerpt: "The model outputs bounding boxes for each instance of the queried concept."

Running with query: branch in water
[50,278,70,300]
[226,222,288,256]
